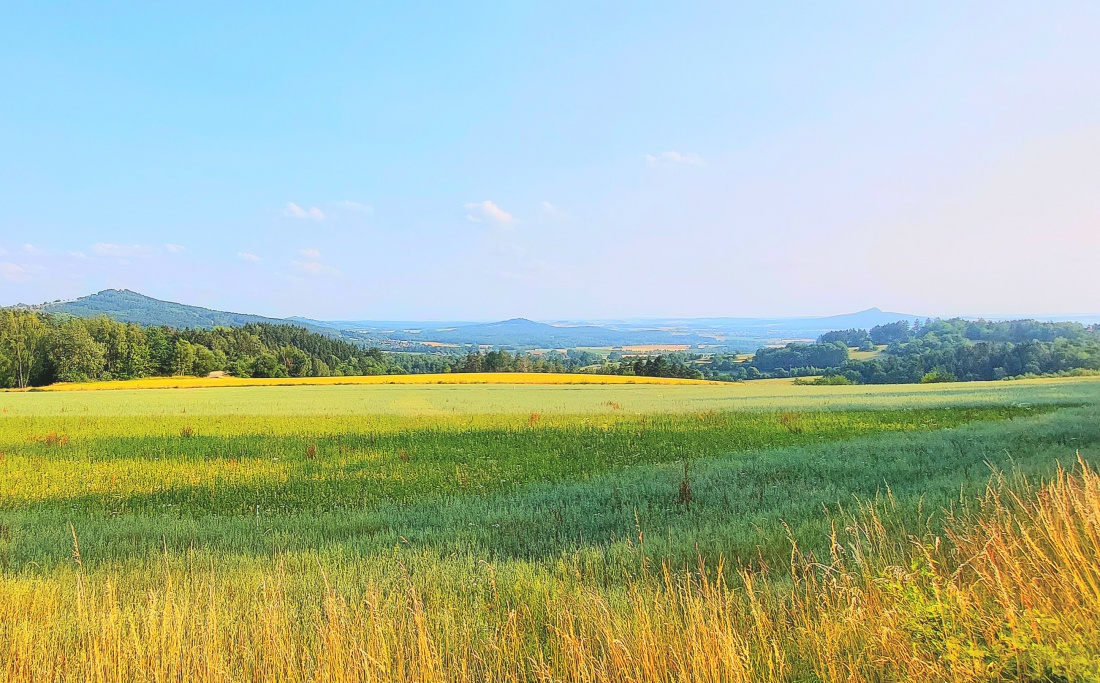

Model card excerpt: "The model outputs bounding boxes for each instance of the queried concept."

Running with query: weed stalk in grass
[678,461,693,510]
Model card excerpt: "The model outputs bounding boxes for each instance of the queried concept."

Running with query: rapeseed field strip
[18,371,724,392]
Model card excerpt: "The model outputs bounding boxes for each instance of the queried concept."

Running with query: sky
[1,3,1098,321]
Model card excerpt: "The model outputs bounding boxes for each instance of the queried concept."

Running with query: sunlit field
[20,371,721,392]
[1,377,1098,681]
[5,374,1098,416]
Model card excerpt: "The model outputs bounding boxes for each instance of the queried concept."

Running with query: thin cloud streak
[1,262,38,283]
[285,202,326,220]
[645,151,704,166]
[464,200,515,226]
[540,200,566,220]
[334,200,373,213]
[292,260,340,276]
[92,243,153,258]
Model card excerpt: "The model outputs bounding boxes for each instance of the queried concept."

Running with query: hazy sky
[1,3,1098,320]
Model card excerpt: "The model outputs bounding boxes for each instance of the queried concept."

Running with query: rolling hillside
[41,289,334,335]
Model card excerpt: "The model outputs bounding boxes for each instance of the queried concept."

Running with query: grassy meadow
[1,377,1099,681]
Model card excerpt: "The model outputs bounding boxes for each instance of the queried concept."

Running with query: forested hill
[40,289,334,335]
[0,309,401,388]
[0,309,648,388]
[841,318,1100,384]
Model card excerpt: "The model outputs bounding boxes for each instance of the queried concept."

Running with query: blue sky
[2,3,1098,320]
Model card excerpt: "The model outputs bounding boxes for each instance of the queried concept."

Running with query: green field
[6,374,1097,416]
[2,377,1099,681]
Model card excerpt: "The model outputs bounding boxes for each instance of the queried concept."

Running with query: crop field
[7,374,1099,416]
[18,371,722,393]
[1,377,1098,681]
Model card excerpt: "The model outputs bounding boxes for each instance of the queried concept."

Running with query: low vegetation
[0,379,1097,680]
[6,457,1096,682]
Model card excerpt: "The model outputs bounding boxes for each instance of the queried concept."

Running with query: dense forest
[391,348,702,379]
[0,310,402,388]
[392,348,611,375]
[0,310,699,388]
[836,318,1100,384]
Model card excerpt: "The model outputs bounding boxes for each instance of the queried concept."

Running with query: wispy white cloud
[540,200,566,220]
[292,259,341,276]
[92,243,153,258]
[334,200,374,213]
[1,262,36,283]
[237,252,262,262]
[291,248,339,276]
[165,243,186,253]
[23,243,41,254]
[645,151,704,167]
[285,202,326,220]
[464,200,515,226]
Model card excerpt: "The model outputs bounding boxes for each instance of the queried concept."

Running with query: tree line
[389,348,603,375]
[692,318,1100,384]
[685,318,1100,384]
[0,310,402,388]
[392,348,703,379]
[6,308,1097,389]
[0,311,706,389]
[836,318,1100,384]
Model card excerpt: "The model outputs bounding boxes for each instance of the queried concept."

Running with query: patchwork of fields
[1,377,1098,681]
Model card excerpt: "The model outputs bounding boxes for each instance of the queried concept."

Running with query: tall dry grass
[2,457,1098,682]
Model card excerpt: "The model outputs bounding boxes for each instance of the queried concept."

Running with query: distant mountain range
[291,307,930,350]
[315,317,722,349]
[28,288,1094,352]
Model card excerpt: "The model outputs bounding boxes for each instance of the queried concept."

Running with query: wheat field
[0,378,1098,681]
[3,458,1097,682]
